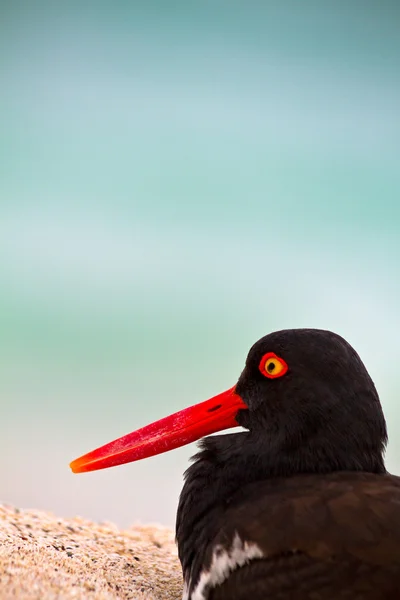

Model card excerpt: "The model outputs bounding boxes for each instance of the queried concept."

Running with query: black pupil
[267,361,276,372]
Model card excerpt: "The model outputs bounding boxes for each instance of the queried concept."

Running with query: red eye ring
[258,352,289,379]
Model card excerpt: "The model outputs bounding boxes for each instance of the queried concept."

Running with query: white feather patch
[187,532,264,600]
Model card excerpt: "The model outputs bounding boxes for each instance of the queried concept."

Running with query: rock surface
[0,504,182,599]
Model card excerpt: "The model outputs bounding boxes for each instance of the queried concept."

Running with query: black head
[235,328,387,474]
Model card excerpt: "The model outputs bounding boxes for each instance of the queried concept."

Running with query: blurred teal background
[1,1,399,528]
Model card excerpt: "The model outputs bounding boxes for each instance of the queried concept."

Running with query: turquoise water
[1,1,399,527]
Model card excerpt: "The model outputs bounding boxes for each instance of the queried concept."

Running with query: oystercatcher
[70,329,400,599]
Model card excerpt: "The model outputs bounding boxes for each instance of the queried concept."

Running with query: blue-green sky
[1,1,400,527]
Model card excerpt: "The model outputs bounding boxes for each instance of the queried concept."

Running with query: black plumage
[177,329,400,599]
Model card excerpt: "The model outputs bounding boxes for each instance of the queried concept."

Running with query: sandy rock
[0,505,182,600]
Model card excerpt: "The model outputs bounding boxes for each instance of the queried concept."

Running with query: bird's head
[234,329,387,474]
[70,328,387,477]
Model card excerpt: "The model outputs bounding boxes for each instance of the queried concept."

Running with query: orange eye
[259,352,288,379]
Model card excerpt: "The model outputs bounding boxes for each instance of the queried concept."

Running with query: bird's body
[179,467,400,599]
[71,328,400,599]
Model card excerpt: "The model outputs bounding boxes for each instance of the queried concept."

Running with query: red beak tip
[70,458,90,474]
[70,461,81,473]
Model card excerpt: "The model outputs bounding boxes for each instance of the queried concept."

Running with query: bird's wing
[187,472,400,600]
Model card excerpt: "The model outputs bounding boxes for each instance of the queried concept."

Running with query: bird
[70,328,400,599]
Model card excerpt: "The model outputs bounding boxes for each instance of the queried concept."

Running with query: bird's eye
[258,352,288,379]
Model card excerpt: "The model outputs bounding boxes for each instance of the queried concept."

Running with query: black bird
[70,329,400,599]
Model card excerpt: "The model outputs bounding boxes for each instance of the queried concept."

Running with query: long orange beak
[70,386,247,474]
